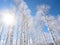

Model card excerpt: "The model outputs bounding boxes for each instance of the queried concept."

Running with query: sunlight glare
[2,11,16,26]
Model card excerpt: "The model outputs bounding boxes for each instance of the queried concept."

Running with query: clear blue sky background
[24,0,60,16]
[0,0,60,16]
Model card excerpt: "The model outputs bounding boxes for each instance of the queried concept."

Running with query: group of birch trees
[0,0,60,45]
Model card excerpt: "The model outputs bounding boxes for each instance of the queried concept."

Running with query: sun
[2,11,16,26]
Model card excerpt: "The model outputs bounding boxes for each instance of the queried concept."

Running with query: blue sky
[24,0,60,16]
[0,0,60,16]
